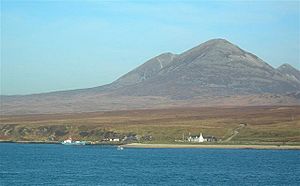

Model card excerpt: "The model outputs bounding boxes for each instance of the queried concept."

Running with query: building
[187,133,217,143]
[204,135,217,142]
[188,133,205,143]
[122,135,138,142]
[109,138,120,142]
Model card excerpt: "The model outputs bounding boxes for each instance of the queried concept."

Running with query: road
[224,123,246,142]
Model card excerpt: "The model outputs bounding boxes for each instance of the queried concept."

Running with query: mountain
[277,63,300,83]
[113,52,178,87]
[1,39,300,115]
[107,39,299,98]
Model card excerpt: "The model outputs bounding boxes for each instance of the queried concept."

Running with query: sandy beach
[123,143,300,150]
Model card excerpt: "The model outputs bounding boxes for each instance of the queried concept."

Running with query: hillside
[1,106,300,144]
[1,39,300,115]
[107,39,299,98]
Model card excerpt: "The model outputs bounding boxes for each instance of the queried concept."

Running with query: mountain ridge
[106,39,299,98]
[1,38,300,115]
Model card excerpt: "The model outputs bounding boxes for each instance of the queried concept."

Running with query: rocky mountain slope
[1,39,300,115]
[277,63,300,83]
[107,39,299,98]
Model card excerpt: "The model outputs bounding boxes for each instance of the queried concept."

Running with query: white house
[188,133,205,143]
[109,138,120,142]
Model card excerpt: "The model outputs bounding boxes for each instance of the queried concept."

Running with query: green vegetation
[0,106,299,145]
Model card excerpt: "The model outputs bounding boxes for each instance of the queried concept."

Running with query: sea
[0,143,299,186]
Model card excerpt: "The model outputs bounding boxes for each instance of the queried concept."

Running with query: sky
[1,1,299,95]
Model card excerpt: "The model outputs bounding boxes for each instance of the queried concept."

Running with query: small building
[122,135,138,142]
[188,133,205,143]
[187,133,217,143]
[204,135,217,142]
[109,138,120,142]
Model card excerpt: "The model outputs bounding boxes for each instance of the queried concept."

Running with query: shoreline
[0,140,123,145]
[0,140,60,144]
[1,140,300,150]
[123,143,300,150]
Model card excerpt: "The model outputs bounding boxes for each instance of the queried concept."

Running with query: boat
[61,138,86,145]
[117,146,124,150]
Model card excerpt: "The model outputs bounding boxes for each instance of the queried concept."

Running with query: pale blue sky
[1,1,299,95]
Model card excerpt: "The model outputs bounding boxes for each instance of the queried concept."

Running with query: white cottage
[188,133,205,143]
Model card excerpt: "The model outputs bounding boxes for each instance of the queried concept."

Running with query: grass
[0,105,299,144]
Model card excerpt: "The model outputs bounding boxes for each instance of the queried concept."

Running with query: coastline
[123,143,300,150]
[0,140,123,145]
[1,140,300,150]
[0,140,60,144]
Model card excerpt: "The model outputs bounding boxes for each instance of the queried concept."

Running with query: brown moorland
[0,106,299,144]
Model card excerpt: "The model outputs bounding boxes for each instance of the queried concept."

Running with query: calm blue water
[0,143,299,186]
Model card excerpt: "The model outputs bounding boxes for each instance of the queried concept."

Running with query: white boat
[117,146,124,150]
[61,138,86,145]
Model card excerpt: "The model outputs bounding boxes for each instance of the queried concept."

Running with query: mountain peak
[278,63,300,82]
[203,38,231,44]
[200,38,238,48]
[278,63,298,71]
[169,38,272,71]
[181,38,244,58]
